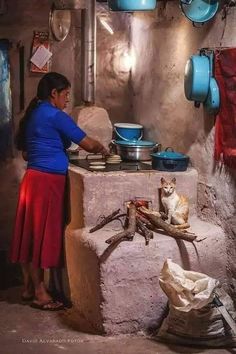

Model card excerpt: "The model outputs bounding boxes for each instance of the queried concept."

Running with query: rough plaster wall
[96,10,133,123]
[129,3,236,292]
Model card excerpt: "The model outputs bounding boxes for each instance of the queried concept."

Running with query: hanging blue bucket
[114,123,143,141]
[180,0,219,24]
[184,54,210,102]
[108,0,156,11]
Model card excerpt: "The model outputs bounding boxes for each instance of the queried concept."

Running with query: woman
[10,72,108,310]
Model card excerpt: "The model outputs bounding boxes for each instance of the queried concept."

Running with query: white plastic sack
[159,259,219,312]
[157,259,236,347]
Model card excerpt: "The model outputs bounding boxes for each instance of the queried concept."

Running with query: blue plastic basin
[114,123,143,141]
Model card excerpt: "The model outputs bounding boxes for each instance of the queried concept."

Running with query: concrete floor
[0,287,235,354]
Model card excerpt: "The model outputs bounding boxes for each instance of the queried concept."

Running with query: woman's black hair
[15,72,71,151]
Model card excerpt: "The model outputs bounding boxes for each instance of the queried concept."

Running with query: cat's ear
[161,177,166,184]
[171,177,176,184]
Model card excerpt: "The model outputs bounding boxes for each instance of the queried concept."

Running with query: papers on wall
[30,45,52,70]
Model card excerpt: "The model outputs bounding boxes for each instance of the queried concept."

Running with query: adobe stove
[66,157,205,335]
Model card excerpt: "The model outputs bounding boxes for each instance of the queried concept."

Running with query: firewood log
[105,203,136,245]
[136,212,156,231]
[138,206,196,242]
[89,209,121,233]
[136,217,153,245]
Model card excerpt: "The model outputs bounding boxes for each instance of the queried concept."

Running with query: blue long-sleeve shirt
[26,101,86,175]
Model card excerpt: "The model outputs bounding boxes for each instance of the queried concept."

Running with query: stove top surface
[69,158,153,172]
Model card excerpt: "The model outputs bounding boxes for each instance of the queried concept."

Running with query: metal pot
[184,54,210,102]
[180,0,219,24]
[110,140,162,161]
[203,77,220,114]
[151,147,189,171]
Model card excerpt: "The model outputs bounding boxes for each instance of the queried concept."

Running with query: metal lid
[50,8,71,42]
[114,123,143,129]
[151,151,189,160]
[115,140,156,147]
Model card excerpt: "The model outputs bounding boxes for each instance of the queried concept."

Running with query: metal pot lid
[115,140,156,147]
[50,7,71,42]
[114,123,143,129]
[151,151,189,160]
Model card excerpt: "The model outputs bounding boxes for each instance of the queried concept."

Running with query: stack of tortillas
[89,161,106,170]
[106,154,122,164]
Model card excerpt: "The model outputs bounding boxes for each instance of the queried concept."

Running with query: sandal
[30,300,64,311]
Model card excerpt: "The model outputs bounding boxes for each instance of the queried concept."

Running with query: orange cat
[160,177,190,229]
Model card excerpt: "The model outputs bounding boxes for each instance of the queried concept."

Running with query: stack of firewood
[89,201,197,246]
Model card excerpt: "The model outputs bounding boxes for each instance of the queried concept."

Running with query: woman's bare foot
[35,282,53,302]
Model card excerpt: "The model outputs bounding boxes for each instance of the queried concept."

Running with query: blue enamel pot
[203,77,220,114]
[184,54,210,102]
[151,149,189,172]
[180,0,219,24]
[108,0,156,11]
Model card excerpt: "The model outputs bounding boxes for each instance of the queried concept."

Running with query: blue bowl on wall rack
[108,0,157,11]
[180,0,219,24]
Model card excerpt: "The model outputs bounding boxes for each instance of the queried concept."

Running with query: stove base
[65,218,227,334]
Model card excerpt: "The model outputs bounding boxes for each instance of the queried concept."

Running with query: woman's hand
[99,146,109,156]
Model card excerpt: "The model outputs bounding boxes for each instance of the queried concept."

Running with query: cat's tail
[173,223,190,230]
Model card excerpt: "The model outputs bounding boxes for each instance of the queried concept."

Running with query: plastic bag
[157,259,236,347]
[159,259,219,312]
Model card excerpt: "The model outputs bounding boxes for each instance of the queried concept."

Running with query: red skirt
[10,169,66,269]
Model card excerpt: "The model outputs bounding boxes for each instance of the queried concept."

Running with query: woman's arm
[78,136,108,155]
[53,111,109,155]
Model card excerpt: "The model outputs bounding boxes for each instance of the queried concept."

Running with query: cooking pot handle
[192,21,204,28]
[180,0,192,4]
[114,127,143,141]
[153,143,162,153]
[165,147,174,152]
